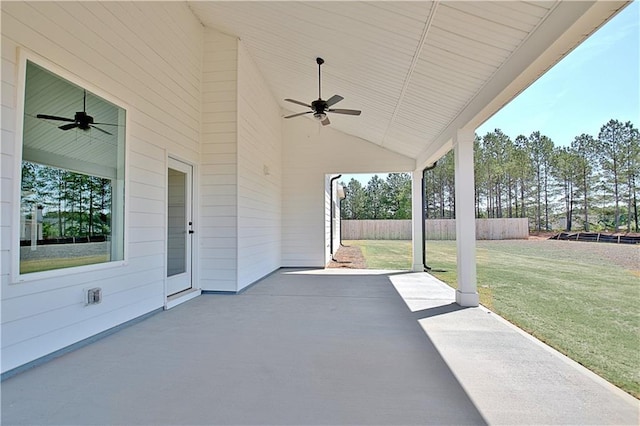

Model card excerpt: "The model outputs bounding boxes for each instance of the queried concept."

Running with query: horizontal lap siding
[236,43,282,290]
[200,29,238,292]
[334,194,343,260]
[1,41,17,290]
[325,179,331,264]
[1,2,202,373]
[325,179,344,265]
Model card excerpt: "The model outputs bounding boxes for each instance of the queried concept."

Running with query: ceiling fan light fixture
[314,112,327,121]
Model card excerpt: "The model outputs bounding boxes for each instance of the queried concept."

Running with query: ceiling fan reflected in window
[36,90,118,135]
[284,57,361,126]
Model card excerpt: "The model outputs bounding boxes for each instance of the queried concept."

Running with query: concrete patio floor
[2,269,638,425]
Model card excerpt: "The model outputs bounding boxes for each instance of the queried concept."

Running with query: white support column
[454,129,479,307]
[411,169,423,271]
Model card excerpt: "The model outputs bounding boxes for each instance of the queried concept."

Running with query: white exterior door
[166,158,193,296]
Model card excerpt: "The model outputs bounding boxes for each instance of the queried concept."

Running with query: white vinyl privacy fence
[342,219,529,240]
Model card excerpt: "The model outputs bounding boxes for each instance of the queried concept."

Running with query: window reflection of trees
[21,162,112,243]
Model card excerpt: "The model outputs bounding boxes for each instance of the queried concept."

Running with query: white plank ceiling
[23,62,122,178]
[189,1,628,164]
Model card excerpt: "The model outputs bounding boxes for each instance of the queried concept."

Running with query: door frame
[165,155,200,309]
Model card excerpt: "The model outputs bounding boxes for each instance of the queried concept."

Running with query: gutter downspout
[330,174,342,261]
[422,163,437,271]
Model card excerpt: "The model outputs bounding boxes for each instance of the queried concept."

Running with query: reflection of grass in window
[20,255,110,274]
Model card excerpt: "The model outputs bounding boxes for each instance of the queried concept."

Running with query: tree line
[340,173,412,220]
[21,162,113,240]
[341,119,639,233]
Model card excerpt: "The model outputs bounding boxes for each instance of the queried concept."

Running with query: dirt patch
[528,231,556,241]
[549,240,639,272]
[326,244,367,269]
[481,239,639,273]
[526,232,639,272]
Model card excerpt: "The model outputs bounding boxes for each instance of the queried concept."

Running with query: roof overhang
[189,1,630,169]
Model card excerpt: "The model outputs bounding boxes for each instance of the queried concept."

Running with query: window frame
[11,49,130,284]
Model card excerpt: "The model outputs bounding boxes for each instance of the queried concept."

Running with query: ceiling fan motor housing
[75,111,94,130]
[311,99,327,113]
[311,99,328,121]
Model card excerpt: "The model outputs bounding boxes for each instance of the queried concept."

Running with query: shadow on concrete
[413,302,470,319]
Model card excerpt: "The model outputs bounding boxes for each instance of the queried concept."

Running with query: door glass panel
[167,168,186,277]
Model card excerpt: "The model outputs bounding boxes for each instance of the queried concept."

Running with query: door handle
[188,230,194,234]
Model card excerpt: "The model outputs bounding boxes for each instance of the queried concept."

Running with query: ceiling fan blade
[284,111,313,119]
[328,108,361,116]
[59,123,79,131]
[90,125,113,135]
[321,116,330,126]
[92,122,120,127]
[325,95,344,107]
[37,114,75,122]
[284,98,312,108]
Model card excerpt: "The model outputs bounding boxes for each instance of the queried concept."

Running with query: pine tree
[526,132,554,231]
[340,178,366,219]
[550,146,580,231]
[571,134,597,231]
[385,173,412,219]
[365,175,387,219]
[513,135,533,220]
[598,120,634,232]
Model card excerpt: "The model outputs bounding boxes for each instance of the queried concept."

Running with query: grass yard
[347,239,413,269]
[343,239,640,398]
[20,255,110,274]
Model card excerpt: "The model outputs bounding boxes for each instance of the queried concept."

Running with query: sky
[476,0,639,146]
[343,2,639,186]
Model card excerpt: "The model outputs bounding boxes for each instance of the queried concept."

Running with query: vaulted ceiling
[189,1,628,167]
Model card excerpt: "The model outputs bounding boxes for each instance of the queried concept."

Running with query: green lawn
[20,255,110,274]
[347,239,413,269]
[343,239,640,398]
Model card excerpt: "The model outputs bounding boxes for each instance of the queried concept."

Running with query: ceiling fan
[36,90,116,135]
[284,57,361,126]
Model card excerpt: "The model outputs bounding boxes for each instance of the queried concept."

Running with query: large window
[19,61,125,275]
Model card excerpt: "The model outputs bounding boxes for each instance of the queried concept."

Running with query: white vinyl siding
[236,43,282,290]
[1,2,202,373]
[1,35,18,291]
[324,179,346,265]
[333,185,344,262]
[199,36,283,292]
[199,29,238,292]
[324,177,332,265]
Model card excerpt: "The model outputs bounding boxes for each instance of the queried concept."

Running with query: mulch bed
[550,231,640,244]
[326,244,367,269]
